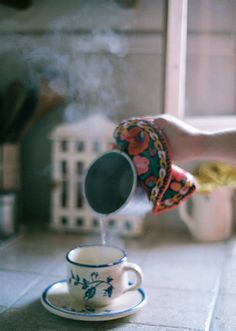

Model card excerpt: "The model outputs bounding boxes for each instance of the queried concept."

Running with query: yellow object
[193,162,236,193]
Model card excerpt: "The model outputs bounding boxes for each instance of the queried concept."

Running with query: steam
[0,2,135,224]
[0,14,130,122]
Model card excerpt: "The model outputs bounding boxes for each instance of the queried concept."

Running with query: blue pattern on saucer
[41,279,146,321]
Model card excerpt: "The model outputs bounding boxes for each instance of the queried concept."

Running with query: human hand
[153,114,204,163]
[154,114,236,165]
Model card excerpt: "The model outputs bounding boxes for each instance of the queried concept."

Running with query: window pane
[76,141,85,152]
[61,180,67,207]
[61,140,68,152]
[76,182,83,208]
[61,160,67,176]
[76,161,83,175]
[93,141,100,153]
[186,0,236,116]
[76,217,84,226]
[61,216,68,225]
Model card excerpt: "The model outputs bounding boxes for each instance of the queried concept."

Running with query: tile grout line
[143,283,219,295]
[126,321,203,330]
[204,272,223,331]
[0,233,25,250]
[205,240,233,331]
[7,274,43,309]
[0,266,59,277]
[0,306,8,315]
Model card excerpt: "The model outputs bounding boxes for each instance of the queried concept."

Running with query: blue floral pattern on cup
[68,270,114,300]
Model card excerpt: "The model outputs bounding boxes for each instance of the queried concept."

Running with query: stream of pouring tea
[99,217,107,245]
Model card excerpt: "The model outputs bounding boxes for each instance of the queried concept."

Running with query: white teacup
[66,245,143,307]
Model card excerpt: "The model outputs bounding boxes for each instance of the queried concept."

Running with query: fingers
[153,115,174,138]
[153,114,174,128]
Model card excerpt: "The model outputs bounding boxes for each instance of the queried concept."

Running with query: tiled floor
[0,224,235,331]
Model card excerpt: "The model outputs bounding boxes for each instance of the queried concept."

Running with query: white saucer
[41,279,147,321]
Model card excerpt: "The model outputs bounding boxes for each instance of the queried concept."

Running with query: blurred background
[0,0,236,238]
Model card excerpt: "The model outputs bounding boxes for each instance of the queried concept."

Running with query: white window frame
[164,0,236,131]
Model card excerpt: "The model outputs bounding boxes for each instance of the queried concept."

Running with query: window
[76,217,84,226]
[108,219,115,228]
[61,140,68,152]
[76,161,84,175]
[93,141,100,153]
[93,218,99,227]
[76,141,85,152]
[124,220,132,231]
[61,160,67,175]
[61,216,68,225]
[76,182,83,208]
[165,0,236,130]
[187,0,236,118]
[61,180,67,207]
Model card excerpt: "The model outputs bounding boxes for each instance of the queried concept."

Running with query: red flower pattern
[114,119,197,214]
[126,127,150,155]
[133,155,150,175]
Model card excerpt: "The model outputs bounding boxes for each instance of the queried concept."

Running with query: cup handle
[178,200,195,230]
[123,262,143,292]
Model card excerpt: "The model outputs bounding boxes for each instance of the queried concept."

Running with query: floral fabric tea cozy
[114,117,197,214]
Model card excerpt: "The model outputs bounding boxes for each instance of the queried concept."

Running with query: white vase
[178,187,233,242]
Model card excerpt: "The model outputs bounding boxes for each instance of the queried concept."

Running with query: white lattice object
[50,114,145,237]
